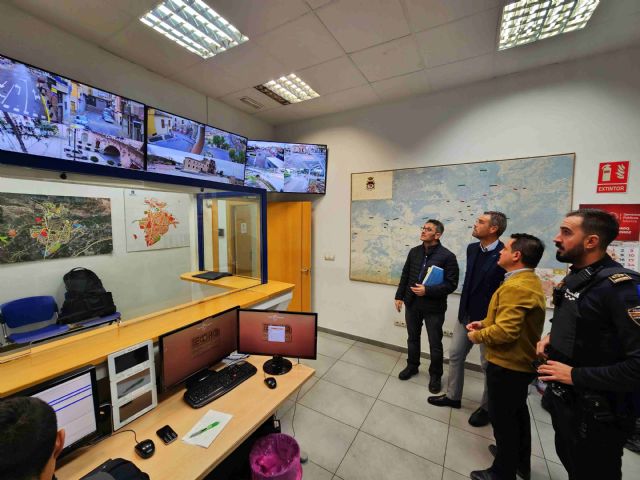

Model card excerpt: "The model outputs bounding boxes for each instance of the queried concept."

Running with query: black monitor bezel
[12,365,100,459]
[244,139,328,195]
[158,305,240,391]
[236,308,318,360]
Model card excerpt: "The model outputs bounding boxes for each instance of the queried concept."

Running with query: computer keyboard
[184,360,258,409]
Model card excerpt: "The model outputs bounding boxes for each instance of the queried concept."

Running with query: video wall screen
[146,108,247,185]
[244,141,327,194]
[0,54,145,169]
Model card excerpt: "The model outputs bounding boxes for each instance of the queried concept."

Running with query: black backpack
[58,267,117,324]
[79,458,150,480]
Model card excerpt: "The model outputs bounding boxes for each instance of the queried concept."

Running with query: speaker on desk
[96,403,113,439]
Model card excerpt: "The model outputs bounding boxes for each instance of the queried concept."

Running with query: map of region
[350,154,574,302]
[0,193,112,263]
[134,197,179,247]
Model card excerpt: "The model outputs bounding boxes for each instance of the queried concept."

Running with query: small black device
[134,439,155,459]
[192,271,233,281]
[264,377,277,389]
[156,425,178,445]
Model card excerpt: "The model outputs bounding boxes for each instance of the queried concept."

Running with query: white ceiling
[8,0,640,126]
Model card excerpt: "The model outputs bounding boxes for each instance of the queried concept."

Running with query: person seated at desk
[0,397,65,480]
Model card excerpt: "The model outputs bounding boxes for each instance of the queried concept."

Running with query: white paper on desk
[182,409,233,448]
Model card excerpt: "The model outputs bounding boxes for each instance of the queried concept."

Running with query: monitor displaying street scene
[146,109,246,185]
[0,53,145,169]
[244,140,327,194]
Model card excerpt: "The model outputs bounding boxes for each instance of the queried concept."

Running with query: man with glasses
[395,220,459,393]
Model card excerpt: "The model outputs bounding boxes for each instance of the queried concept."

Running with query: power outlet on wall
[394,320,406,328]
[443,329,454,338]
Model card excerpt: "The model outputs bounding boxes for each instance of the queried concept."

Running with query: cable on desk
[111,429,140,445]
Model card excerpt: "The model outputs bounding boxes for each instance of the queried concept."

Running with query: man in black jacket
[395,219,459,393]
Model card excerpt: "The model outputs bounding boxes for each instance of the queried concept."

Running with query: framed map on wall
[0,192,112,263]
[350,153,574,303]
[124,190,190,252]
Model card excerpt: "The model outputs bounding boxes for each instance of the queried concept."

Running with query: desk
[57,355,314,479]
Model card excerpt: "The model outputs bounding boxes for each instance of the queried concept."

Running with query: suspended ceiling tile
[254,106,309,125]
[170,62,245,99]
[220,87,286,114]
[403,0,499,33]
[315,0,410,53]
[350,35,423,82]
[102,0,160,17]
[426,53,495,92]
[415,7,500,68]
[305,0,334,9]
[370,70,431,101]
[255,12,344,71]
[297,56,368,95]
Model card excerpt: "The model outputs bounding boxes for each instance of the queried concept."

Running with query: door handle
[301,267,310,273]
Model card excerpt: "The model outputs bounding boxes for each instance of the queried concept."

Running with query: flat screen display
[237,309,317,359]
[0,53,145,169]
[114,344,150,374]
[146,108,247,185]
[244,141,327,193]
[159,306,238,390]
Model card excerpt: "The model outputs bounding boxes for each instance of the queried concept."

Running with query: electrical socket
[394,320,406,328]
[443,329,454,338]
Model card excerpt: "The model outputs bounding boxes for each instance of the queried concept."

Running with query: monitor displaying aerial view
[146,108,246,185]
[0,53,145,169]
[244,140,327,194]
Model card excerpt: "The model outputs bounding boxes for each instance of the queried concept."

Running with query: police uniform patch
[608,273,632,284]
[629,306,640,327]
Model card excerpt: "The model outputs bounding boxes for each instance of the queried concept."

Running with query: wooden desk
[57,356,314,479]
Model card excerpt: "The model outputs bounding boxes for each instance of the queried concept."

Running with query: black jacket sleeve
[424,250,459,298]
[395,251,412,300]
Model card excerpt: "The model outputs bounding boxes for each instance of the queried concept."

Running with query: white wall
[0,2,274,141]
[276,47,640,365]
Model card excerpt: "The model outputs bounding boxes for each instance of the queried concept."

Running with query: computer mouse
[264,377,277,389]
[134,439,155,459]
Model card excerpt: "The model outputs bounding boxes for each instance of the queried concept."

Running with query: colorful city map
[133,198,179,247]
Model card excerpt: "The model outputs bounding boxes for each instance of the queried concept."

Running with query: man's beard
[555,243,584,263]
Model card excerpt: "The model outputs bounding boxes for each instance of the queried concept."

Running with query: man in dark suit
[428,212,507,427]
[395,219,459,393]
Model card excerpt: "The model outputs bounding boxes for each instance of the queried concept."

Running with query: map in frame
[350,154,574,303]
[0,192,112,264]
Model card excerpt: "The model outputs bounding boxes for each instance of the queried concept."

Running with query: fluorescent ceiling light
[255,74,320,105]
[140,0,248,59]
[498,0,600,51]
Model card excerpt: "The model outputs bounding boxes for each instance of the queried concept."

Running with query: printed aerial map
[350,154,574,302]
[0,193,112,263]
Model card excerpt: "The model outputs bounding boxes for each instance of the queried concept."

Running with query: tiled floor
[276,332,640,480]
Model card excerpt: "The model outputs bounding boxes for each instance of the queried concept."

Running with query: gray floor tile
[352,341,402,358]
[318,331,355,345]
[280,404,357,473]
[361,400,448,465]
[547,461,568,480]
[299,379,376,428]
[443,468,469,479]
[301,353,338,378]
[323,360,389,397]
[287,376,319,403]
[302,461,334,480]
[460,374,486,404]
[341,345,400,374]
[623,448,640,478]
[391,358,450,388]
[535,420,562,464]
[276,398,295,418]
[379,376,452,423]
[332,477,345,480]
[528,392,552,424]
[530,454,552,479]
[444,426,494,477]
[449,399,494,441]
[318,336,353,359]
[336,431,443,480]
[529,410,545,459]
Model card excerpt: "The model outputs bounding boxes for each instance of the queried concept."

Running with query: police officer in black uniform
[536,209,640,480]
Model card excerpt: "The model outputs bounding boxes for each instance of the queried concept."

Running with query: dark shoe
[398,365,418,380]
[428,376,441,394]
[427,394,461,409]
[488,444,531,480]
[470,468,499,480]
[468,406,490,427]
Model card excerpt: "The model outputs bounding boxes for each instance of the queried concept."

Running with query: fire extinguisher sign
[597,161,629,193]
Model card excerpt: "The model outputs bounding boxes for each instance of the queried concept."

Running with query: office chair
[0,296,70,345]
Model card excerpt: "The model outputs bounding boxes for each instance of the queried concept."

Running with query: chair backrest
[0,296,58,329]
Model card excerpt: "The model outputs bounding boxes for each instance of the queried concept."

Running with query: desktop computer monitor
[14,366,100,458]
[159,306,239,390]
[237,309,317,375]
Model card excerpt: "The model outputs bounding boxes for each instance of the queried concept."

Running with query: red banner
[579,203,640,241]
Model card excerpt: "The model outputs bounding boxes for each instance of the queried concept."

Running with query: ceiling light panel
[498,0,600,51]
[255,74,320,105]
[140,0,248,59]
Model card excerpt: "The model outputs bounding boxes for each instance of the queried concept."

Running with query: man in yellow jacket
[466,233,546,480]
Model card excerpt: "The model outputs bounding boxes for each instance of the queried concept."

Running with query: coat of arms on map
[366,177,375,190]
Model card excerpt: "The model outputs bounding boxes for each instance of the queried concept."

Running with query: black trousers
[546,388,635,480]
[486,362,535,480]
[405,304,444,376]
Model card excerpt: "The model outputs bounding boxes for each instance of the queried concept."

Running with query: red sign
[579,204,640,241]
[596,161,629,193]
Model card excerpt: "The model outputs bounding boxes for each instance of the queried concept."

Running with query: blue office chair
[0,296,70,345]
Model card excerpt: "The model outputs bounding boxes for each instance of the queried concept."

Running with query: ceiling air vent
[239,96,263,110]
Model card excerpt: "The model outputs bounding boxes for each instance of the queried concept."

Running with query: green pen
[189,421,220,438]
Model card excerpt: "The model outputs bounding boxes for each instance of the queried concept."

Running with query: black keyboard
[184,361,257,408]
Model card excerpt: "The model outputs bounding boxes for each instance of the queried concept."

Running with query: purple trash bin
[249,433,302,480]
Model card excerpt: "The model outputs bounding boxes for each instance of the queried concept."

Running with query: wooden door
[267,201,311,311]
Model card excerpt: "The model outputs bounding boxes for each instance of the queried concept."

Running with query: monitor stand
[263,355,292,376]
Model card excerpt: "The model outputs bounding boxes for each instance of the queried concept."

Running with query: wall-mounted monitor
[244,140,327,194]
[0,53,145,170]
